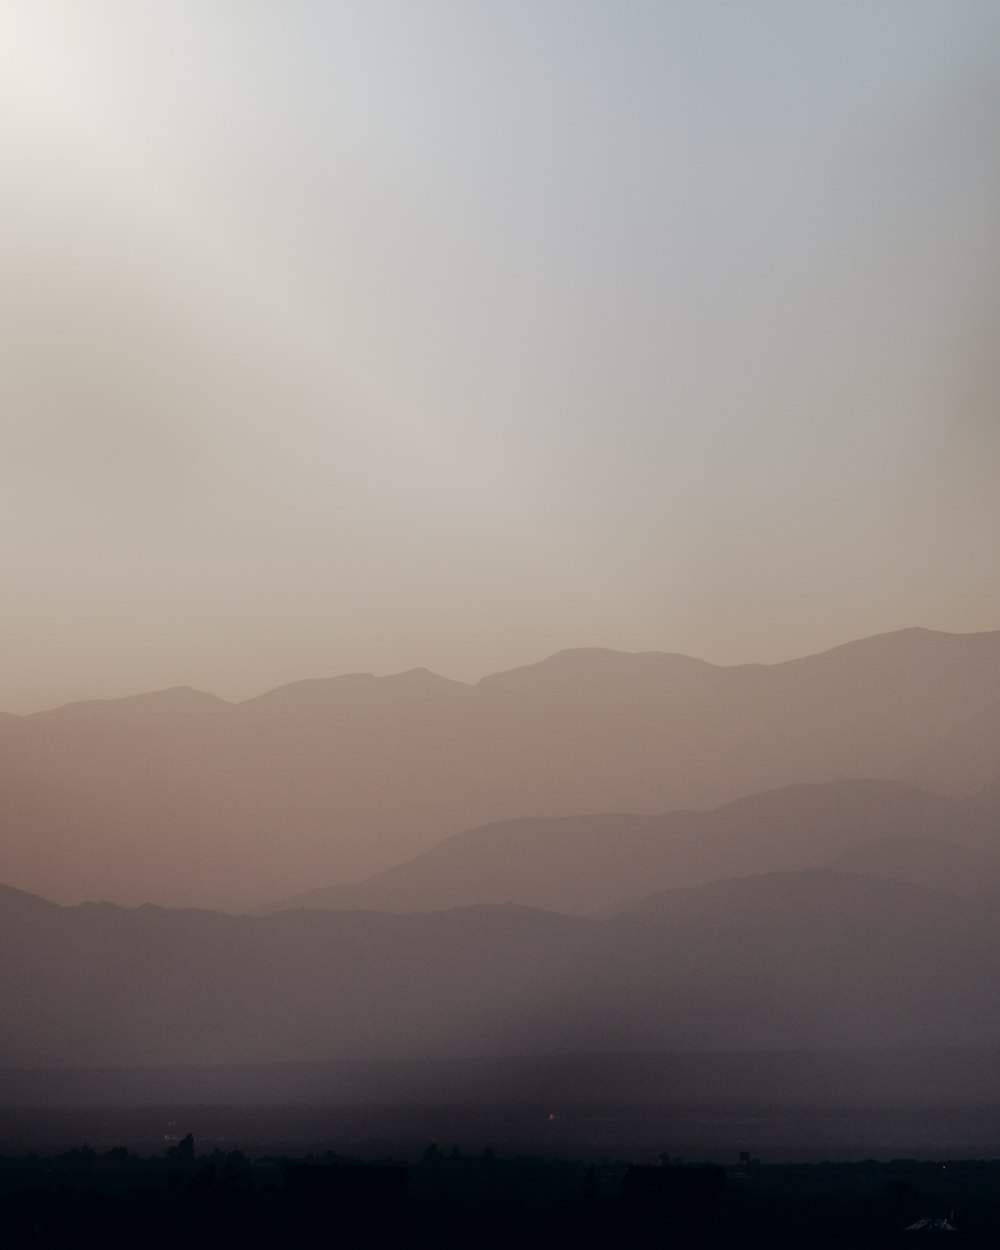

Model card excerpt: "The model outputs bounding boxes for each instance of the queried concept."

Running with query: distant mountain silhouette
[893,697,1000,796]
[260,779,970,916]
[0,882,61,921]
[3,868,999,1068]
[824,835,1000,896]
[619,867,966,927]
[2,627,1000,909]
[967,771,1000,813]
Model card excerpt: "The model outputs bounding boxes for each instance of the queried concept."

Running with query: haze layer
[2,1,1000,710]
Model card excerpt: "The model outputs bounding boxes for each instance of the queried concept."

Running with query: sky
[1,1,999,712]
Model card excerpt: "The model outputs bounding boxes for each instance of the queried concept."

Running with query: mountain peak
[476,646,716,691]
[245,666,471,708]
[0,882,60,912]
[27,686,230,724]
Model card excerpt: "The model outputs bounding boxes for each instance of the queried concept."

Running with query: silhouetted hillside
[894,697,1000,796]
[261,780,973,915]
[825,836,1000,896]
[619,868,960,928]
[968,772,1000,813]
[2,627,999,910]
[0,882,61,921]
[3,869,999,1068]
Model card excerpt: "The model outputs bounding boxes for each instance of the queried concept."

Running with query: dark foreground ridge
[2,1136,998,1248]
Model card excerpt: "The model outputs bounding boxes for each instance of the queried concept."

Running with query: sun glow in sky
[2,1,999,711]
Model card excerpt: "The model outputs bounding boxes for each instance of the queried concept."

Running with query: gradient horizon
[2,1,999,713]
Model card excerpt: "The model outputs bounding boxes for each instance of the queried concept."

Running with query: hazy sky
[2,1,999,711]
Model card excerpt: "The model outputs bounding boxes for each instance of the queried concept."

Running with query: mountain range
[2,627,1000,910]
[261,777,1000,915]
[3,864,999,1070]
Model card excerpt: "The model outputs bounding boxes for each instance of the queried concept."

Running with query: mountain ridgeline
[3,866,1000,1070]
[3,625,1000,1093]
[261,778,1000,916]
[3,627,1000,911]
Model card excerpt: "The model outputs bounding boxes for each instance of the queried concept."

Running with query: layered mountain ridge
[3,865,999,1070]
[260,778,997,916]
[2,627,1000,910]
